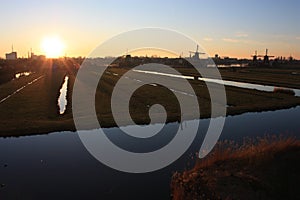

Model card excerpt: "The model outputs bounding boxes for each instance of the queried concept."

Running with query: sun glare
[41,36,65,58]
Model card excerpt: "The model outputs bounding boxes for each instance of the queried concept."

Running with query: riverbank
[171,136,300,200]
[0,66,300,137]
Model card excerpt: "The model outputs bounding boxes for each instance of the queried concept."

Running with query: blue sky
[0,0,299,58]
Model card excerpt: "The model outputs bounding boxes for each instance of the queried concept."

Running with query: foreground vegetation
[171,135,300,200]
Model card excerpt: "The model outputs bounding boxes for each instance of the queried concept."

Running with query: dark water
[0,106,299,199]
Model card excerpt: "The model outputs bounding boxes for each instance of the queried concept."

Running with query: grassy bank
[171,136,300,200]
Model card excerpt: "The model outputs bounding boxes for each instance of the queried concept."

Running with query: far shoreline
[1,104,299,138]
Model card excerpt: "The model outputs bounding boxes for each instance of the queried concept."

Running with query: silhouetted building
[5,51,17,60]
[31,52,45,60]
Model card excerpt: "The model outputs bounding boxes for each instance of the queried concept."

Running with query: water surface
[58,76,69,114]
[0,106,299,199]
[15,72,31,79]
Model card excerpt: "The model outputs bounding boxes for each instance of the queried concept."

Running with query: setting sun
[41,36,65,58]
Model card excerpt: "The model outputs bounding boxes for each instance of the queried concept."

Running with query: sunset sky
[1,0,299,59]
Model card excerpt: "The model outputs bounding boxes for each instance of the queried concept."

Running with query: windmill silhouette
[189,45,205,60]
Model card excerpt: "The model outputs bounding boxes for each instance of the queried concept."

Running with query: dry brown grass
[193,135,300,170]
[171,135,300,200]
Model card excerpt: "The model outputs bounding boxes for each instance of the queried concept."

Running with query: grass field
[0,64,299,137]
[177,65,300,89]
